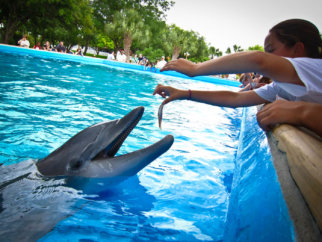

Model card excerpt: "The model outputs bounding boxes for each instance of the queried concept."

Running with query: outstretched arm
[161,51,303,86]
[153,84,268,108]
[257,100,322,137]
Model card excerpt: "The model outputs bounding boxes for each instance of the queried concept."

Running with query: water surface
[0,51,242,241]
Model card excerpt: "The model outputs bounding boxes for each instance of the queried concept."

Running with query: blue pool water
[0,46,294,241]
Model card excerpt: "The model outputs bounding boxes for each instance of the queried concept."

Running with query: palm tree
[209,46,216,59]
[233,44,243,52]
[162,25,197,60]
[209,46,222,58]
[105,8,150,62]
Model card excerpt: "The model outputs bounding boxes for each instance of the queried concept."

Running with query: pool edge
[0,44,240,88]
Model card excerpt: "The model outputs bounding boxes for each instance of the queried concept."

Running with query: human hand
[153,84,187,104]
[256,100,302,131]
[160,58,197,77]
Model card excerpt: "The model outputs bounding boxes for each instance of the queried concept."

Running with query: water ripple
[0,51,242,241]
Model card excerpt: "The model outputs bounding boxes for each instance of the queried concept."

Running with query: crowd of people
[238,72,272,91]
[107,50,168,71]
[17,36,167,70]
[18,37,83,56]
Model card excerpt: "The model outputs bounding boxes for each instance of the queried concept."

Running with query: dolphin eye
[69,159,84,170]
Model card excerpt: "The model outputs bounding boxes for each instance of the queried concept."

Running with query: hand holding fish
[153,84,188,105]
[153,84,190,129]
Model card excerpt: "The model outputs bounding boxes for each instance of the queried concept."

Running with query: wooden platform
[267,124,322,241]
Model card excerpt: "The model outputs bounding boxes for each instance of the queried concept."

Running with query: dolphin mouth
[36,106,174,178]
[94,107,144,160]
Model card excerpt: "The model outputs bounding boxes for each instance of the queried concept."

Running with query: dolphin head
[36,107,174,180]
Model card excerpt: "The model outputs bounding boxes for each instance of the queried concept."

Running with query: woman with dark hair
[268,19,322,58]
[153,19,322,136]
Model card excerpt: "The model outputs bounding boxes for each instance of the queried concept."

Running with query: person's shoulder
[286,57,322,65]
[285,57,322,74]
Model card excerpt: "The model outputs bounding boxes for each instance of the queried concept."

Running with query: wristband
[188,89,192,100]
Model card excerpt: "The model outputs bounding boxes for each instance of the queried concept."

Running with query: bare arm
[257,100,322,137]
[161,51,303,86]
[153,84,268,108]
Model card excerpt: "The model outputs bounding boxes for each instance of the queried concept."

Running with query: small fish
[158,103,165,129]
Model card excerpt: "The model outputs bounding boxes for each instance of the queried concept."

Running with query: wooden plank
[273,124,322,231]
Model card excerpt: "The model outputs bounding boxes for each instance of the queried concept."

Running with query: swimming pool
[0,45,294,241]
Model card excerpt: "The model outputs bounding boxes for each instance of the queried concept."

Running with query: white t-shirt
[107,53,115,60]
[156,60,167,69]
[18,39,30,48]
[255,57,322,104]
[117,54,127,62]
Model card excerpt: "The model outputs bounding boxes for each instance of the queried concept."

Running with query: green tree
[248,45,264,52]
[92,34,114,55]
[161,25,194,60]
[187,33,208,61]
[225,47,231,54]
[233,44,243,52]
[209,46,216,59]
[49,0,93,50]
[91,0,173,26]
[91,0,173,53]
[209,46,223,59]
[0,0,28,43]
[140,47,165,63]
[0,0,93,46]
[105,8,150,62]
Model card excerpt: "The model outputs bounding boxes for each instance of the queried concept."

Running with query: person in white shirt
[156,56,167,69]
[18,35,30,48]
[153,19,322,135]
[107,51,115,60]
[117,50,127,62]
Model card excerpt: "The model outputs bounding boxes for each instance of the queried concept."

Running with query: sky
[165,0,322,52]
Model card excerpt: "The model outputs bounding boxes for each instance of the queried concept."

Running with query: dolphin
[0,106,174,241]
[37,106,174,182]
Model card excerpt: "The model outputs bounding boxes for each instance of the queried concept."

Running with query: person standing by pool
[156,56,167,69]
[138,53,144,65]
[55,41,66,53]
[33,42,42,50]
[75,47,83,56]
[107,51,115,60]
[153,19,322,136]
[117,50,127,62]
[130,54,139,64]
[18,35,30,48]
[43,41,52,51]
